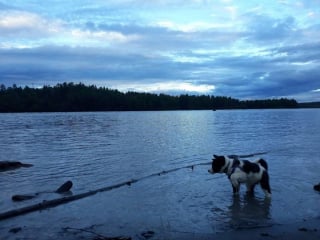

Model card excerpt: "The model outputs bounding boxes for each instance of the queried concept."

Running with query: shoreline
[166,217,320,240]
[3,216,319,240]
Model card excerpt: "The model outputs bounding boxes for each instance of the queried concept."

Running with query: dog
[208,155,271,197]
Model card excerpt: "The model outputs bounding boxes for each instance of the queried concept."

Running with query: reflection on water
[209,189,273,233]
[227,193,271,230]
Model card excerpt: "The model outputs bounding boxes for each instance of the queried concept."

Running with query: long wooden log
[228,151,268,159]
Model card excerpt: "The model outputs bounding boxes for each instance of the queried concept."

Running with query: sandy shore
[165,217,320,240]
[2,216,319,240]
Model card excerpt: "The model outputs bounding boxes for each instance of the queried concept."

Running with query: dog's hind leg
[232,185,239,194]
[260,171,271,198]
[246,183,256,194]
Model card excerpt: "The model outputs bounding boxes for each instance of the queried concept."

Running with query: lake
[0,109,319,239]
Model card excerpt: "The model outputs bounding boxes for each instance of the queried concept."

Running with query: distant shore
[298,102,320,108]
[0,82,302,112]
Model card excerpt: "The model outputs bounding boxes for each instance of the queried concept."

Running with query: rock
[299,227,308,232]
[0,161,33,172]
[260,232,270,237]
[314,183,320,192]
[9,227,22,233]
[141,231,155,239]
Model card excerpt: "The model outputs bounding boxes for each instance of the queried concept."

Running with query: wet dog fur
[208,155,271,197]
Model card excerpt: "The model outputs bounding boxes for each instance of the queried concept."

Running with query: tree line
[0,82,298,112]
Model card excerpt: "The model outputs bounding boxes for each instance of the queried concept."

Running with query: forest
[0,82,298,112]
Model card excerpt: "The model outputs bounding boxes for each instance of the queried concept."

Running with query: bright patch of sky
[0,0,320,101]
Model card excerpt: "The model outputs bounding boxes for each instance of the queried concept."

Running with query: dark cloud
[0,46,194,86]
[273,42,320,63]
[1,41,319,102]
[244,14,298,42]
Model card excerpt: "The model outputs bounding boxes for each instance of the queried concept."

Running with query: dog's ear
[213,154,219,159]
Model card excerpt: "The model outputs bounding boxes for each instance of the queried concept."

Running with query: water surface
[0,109,319,239]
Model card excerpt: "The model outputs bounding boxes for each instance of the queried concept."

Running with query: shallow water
[0,109,319,239]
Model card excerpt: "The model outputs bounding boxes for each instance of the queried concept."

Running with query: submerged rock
[314,183,320,192]
[12,194,37,202]
[141,231,155,239]
[9,227,22,234]
[0,161,33,172]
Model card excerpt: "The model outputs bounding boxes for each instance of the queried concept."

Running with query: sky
[0,0,320,102]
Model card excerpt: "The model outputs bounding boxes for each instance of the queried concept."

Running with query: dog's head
[208,155,228,174]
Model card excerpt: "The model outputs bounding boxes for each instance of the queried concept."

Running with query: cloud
[242,13,298,42]
[1,38,320,101]
[154,20,232,33]
[113,81,215,94]
[68,29,140,46]
[0,10,140,48]
[0,10,64,36]
[0,46,185,83]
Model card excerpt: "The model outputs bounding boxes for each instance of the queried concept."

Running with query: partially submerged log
[228,152,268,160]
[12,194,37,201]
[11,180,73,202]
[1,180,135,220]
[55,180,73,193]
[0,161,33,172]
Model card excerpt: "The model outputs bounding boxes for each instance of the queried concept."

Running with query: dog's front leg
[230,178,240,194]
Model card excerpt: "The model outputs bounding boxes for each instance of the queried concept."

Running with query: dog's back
[256,158,268,170]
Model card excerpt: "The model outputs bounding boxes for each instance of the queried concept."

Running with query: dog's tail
[257,158,268,170]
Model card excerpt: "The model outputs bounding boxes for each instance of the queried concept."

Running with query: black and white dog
[208,155,271,197]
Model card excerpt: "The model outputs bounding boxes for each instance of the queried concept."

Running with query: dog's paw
[264,193,272,198]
